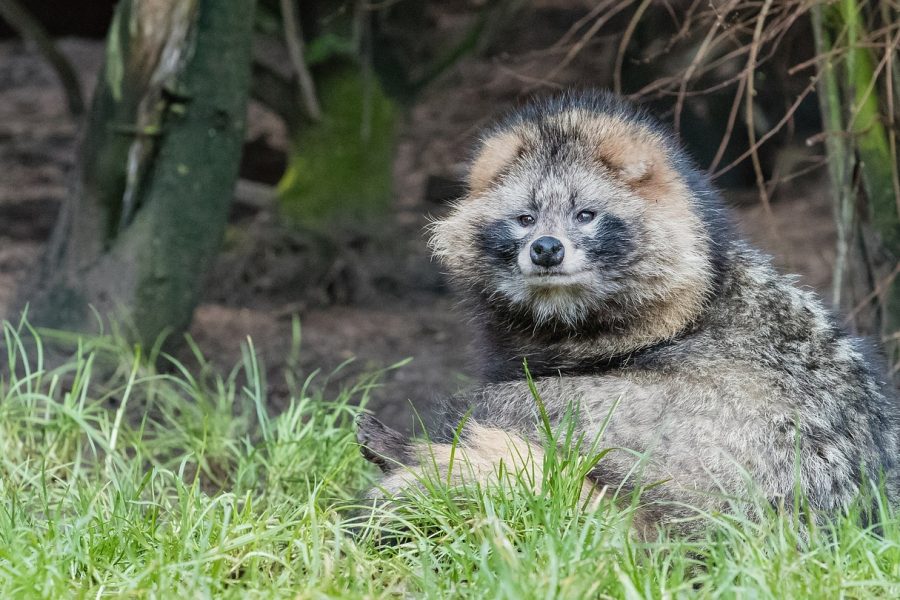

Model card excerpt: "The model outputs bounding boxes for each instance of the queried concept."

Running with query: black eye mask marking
[477,220,523,267]
[582,215,634,267]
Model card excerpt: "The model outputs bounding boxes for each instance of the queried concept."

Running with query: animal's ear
[595,136,657,185]
[356,414,412,473]
[468,131,524,194]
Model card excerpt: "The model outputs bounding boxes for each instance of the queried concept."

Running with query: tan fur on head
[464,109,687,205]
[555,110,677,196]
[468,131,528,195]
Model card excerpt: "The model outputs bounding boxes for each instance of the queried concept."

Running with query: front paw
[356,413,414,475]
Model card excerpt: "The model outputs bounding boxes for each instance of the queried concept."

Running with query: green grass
[1,316,899,598]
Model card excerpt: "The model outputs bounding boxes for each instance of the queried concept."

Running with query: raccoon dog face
[431,94,717,331]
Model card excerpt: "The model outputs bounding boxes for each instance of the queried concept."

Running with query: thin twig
[673,0,740,133]
[631,15,791,101]
[844,27,900,133]
[712,74,819,180]
[535,0,635,89]
[551,0,616,51]
[844,262,900,325]
[280,0,322,121]
[707,73,747,174]
[0,0,84,116]
[884,11,900,218]
[613,0,654,95]
[744,0,775,217]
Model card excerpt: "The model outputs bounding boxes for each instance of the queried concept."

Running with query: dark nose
[530,236,565,267]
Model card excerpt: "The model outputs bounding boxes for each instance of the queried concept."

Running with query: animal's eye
[517,214,535,226]
[576,210,596,224]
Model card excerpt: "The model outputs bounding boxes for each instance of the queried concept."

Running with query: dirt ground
[0,35,837,431]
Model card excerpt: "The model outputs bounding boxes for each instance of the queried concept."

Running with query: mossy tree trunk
[19,0,256,347]
[812,1,900,365]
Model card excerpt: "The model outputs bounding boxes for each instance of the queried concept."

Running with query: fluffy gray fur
[357,90,899,533]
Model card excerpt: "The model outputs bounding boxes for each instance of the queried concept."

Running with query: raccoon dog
[357,90,900,534]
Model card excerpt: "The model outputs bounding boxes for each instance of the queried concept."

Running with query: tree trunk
[19,0,256,348]
[812,2,900,367]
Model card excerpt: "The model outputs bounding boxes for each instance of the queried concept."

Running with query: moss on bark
[20,0,257,348]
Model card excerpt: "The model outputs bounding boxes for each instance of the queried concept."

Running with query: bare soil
[0,34,836,431]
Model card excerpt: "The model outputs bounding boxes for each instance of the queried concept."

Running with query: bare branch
[280,0,322,121]
[0,0,84,116]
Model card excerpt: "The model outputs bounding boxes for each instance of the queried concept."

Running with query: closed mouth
[524,271,590,287]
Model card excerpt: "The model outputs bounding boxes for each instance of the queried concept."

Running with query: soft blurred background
[0,0,897,430]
